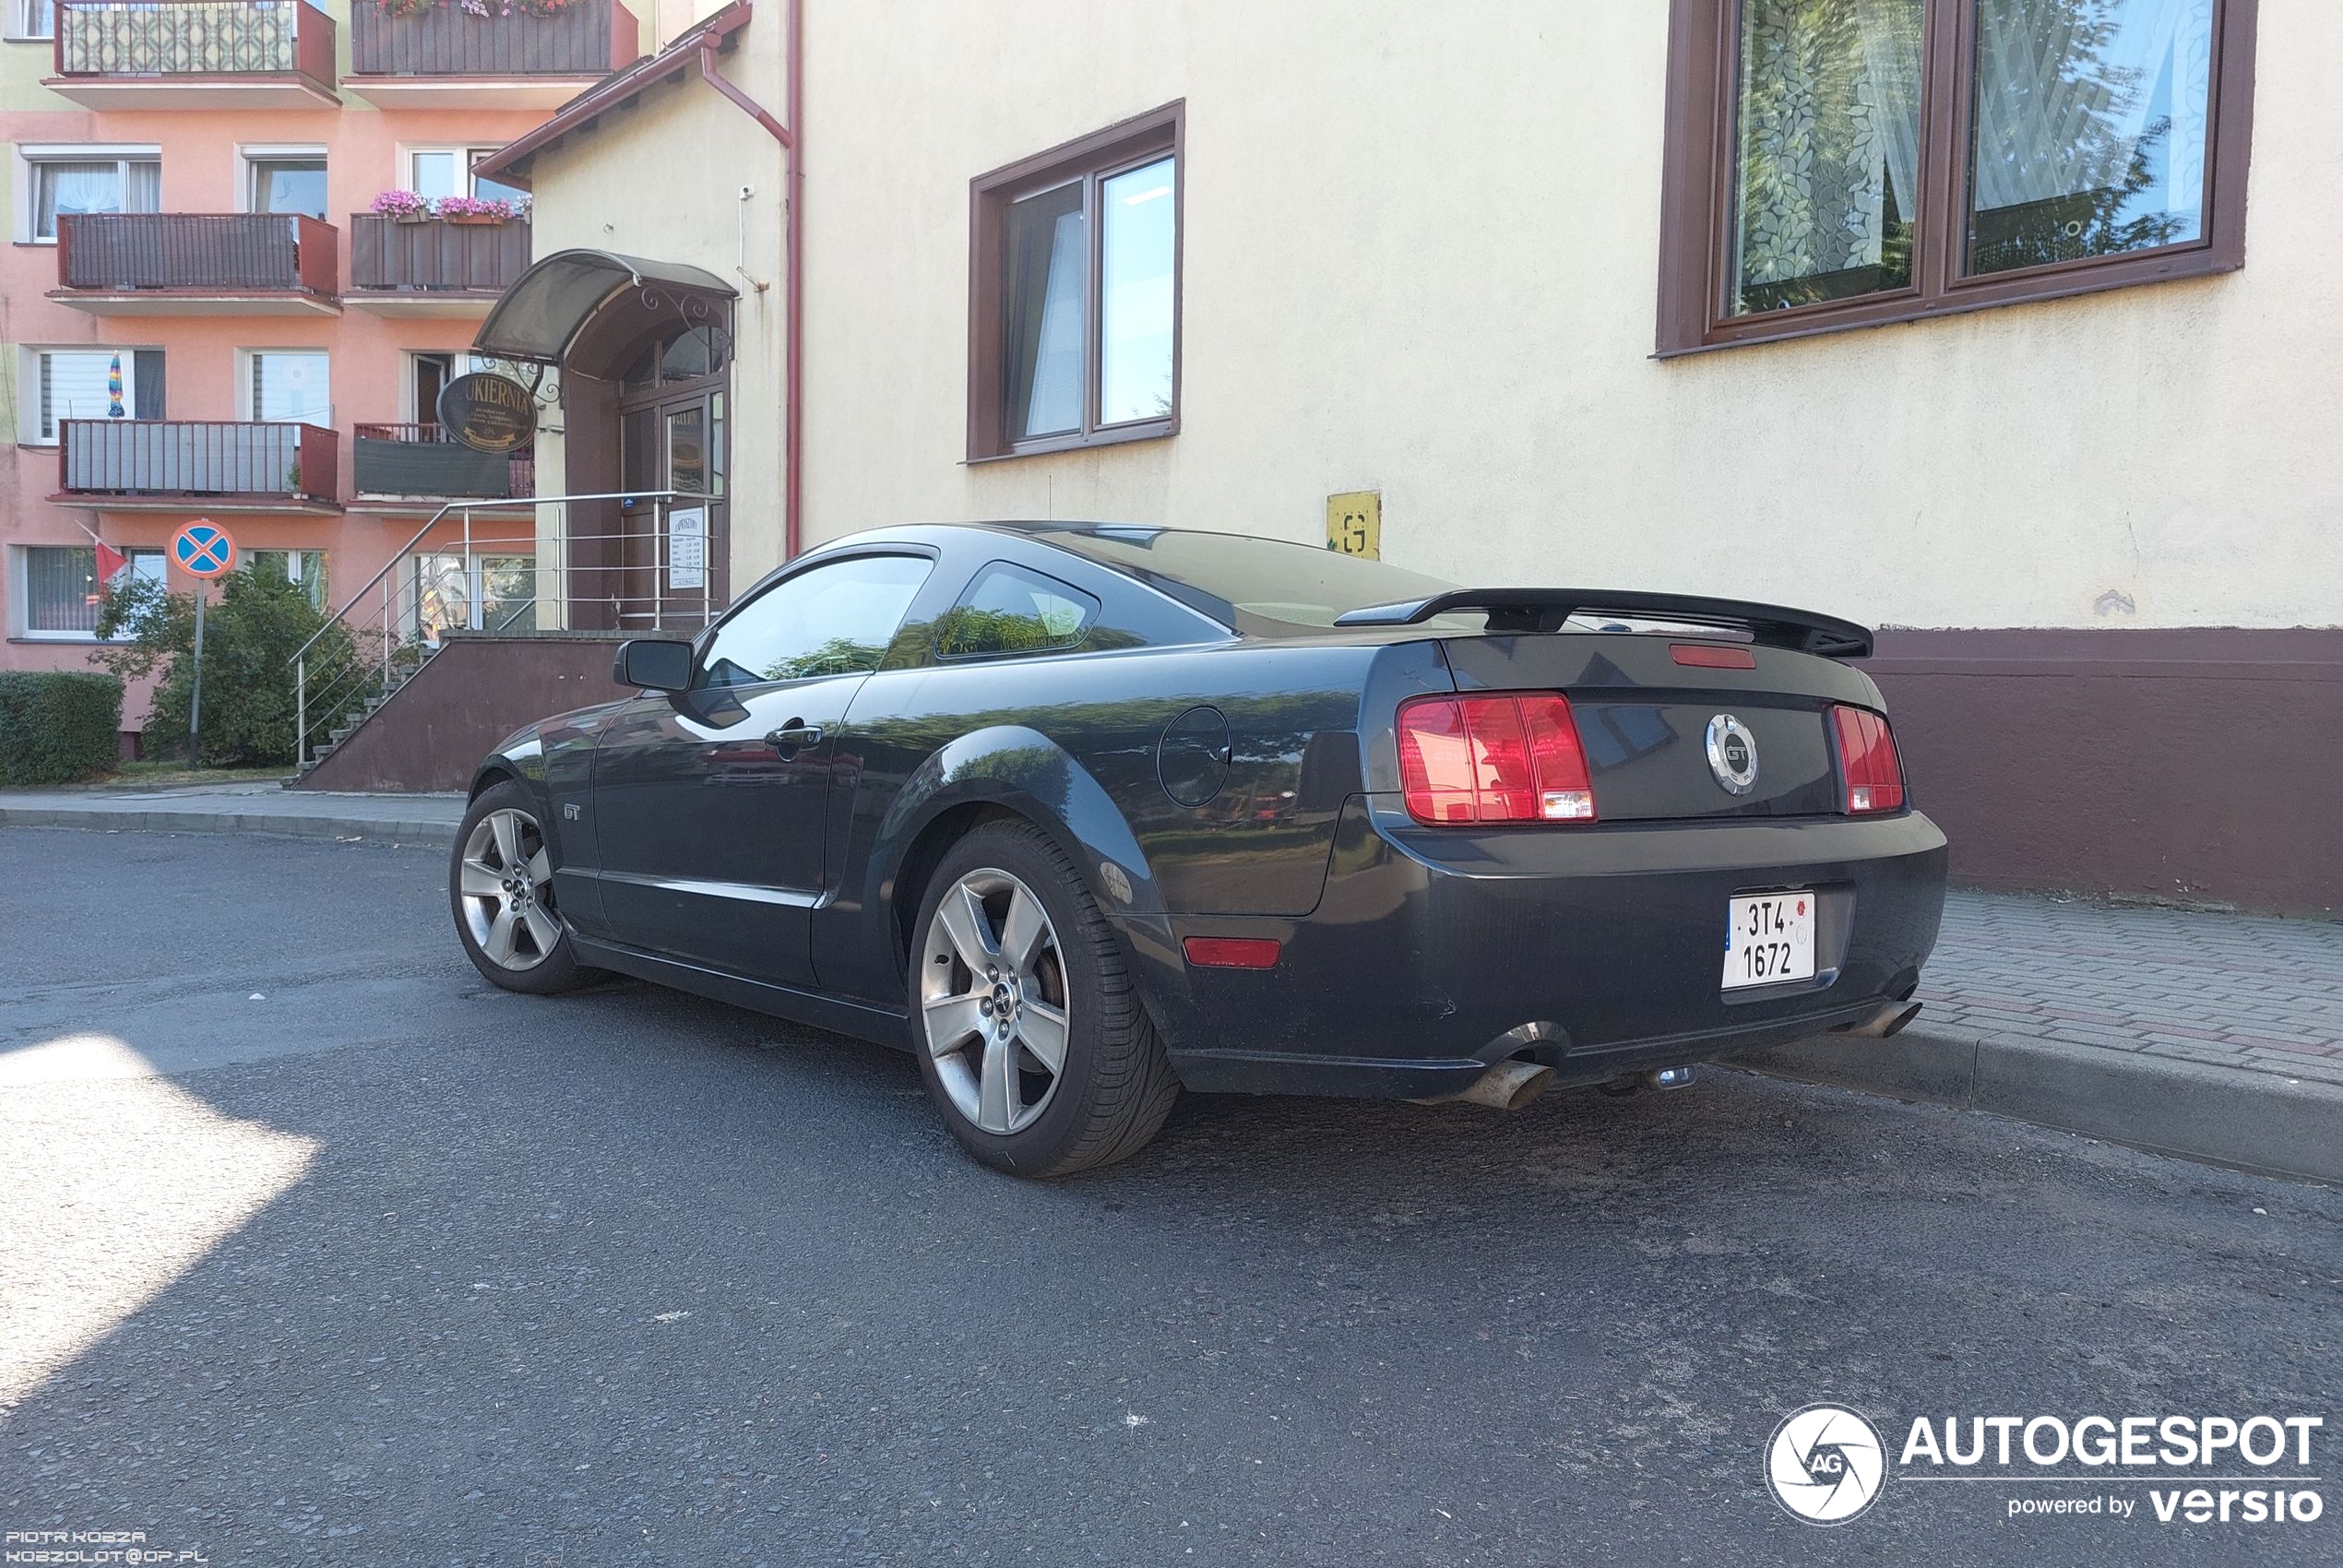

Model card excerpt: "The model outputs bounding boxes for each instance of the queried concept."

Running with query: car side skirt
[569,934,911,1051]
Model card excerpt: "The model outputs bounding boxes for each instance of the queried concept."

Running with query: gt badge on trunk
[1706,714,1759,796]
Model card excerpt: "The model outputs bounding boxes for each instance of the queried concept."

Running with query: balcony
[347,0,640,108]
[352,425,532,503]
[53,214,339,316]
[55,421,340,513]
[348,215,530,318]
[46,0,338,110]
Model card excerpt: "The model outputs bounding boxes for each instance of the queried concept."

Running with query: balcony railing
[53,0,336,92]
[55,213,338,300]
[352,424,531,500]
[350,215,530,294]
[350,0,635,77]
[59,420,339,505]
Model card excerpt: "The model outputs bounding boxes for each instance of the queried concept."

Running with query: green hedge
[0,671,124,786]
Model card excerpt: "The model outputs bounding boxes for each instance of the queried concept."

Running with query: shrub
[95,559,355,766]
[0,670,123,785]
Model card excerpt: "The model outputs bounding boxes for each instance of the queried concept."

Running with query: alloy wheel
[457,807,563,971]
[920,869,1073,1135]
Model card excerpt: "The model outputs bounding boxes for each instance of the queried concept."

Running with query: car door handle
[765,723,824,752]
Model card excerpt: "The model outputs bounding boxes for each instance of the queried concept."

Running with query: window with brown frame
[1656,0,2257,355]
[968,103,1182,461]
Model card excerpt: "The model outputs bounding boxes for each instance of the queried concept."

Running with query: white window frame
[13,143,162,244]
[245,547,328,608]
[237,143,327,217]
[19,345,149,445]
[400,144,525,203]
[4,0,55,42]
[8,541,161,643]
[239,348,333,426]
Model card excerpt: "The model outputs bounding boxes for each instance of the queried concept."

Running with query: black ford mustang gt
[452,522,1946,1175]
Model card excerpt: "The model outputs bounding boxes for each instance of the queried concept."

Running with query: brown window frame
[967,101,1183,462]
[1656,0,2258,357]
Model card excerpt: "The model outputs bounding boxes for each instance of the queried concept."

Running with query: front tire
[910,821,1178,1177]
[449,780,595,994]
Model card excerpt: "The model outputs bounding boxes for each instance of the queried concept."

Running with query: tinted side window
[700,554,933,688]
[934,562,1100,659]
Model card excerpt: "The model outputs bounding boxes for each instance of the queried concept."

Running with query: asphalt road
[2,826,2337,1566]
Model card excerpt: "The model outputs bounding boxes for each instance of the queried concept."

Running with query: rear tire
[449,780,597,995]
[910,821,1179,1176]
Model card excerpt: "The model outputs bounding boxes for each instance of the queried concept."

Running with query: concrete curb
[0,804,459,845]
[1743,1026,2343,1187]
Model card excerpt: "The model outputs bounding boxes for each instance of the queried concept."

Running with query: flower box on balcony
[349,214,530,309]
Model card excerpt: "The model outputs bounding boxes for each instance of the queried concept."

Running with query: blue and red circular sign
[170,520,237,580]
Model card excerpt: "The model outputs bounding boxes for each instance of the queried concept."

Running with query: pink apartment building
[1,0,643,750]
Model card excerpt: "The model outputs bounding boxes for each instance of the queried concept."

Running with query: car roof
[804,520,1471,641]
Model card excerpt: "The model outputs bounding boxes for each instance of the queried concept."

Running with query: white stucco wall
[780,0,2339,631]
[522,21,789,574]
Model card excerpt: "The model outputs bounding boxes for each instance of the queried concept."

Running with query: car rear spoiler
[1331,588,1874,659]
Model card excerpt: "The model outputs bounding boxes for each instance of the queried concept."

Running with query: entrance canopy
[472,249,736,366]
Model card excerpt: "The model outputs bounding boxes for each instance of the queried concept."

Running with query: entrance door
[609,327,728,631]
[589,551,933,986]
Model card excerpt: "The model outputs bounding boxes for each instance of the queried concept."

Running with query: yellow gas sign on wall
[1326,491,1381,560]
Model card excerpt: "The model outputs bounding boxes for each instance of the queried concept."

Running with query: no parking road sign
[171,520,237,580]
[169,518,237,764]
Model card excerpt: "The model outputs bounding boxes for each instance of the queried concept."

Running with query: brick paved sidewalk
[1921,889,2343,1088]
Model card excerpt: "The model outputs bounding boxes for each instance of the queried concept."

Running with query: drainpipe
[784,0,803,563]
[694,0,803,563]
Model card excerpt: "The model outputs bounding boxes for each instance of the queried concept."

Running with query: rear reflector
[1397,693,1597,825]
[1671,643,1757,670]
[1183,936,1282,969]
[1831,705,1906,814]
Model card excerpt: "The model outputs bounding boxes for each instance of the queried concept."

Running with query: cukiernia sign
[435,373,537,454]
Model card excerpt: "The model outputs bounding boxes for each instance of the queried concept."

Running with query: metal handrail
[290,488,720,767]
[287,488,709,665]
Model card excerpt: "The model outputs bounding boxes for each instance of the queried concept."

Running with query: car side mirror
[613,637,694,694]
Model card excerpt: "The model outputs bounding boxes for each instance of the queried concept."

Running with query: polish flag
[94,541,129,585]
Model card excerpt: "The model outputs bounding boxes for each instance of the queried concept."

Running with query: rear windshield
[1033,526,1466,633]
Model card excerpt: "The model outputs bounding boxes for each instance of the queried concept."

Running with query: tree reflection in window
[696,554,932,689]
[934,563,1100,659]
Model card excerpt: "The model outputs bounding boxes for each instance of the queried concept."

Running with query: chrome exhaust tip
[1838,1000,1923,1039]
[1412,1058,1555,1111]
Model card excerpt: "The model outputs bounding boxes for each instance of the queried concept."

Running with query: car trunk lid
[1434,626,1874,824]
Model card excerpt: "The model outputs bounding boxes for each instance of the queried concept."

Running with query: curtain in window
[1003,184,1086,441]
[1969,0,2213,271]
[1730,0,1924,314]
[252,352,330,424]
[36,163,125,235]
[27,547,101,635]
[125,160,161,212]
[134,350,165,420]
[1734,0,1924,302]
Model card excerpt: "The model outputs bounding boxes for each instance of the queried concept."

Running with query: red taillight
[1831,705,1906,814]
[1397,693,1597,825]
[1183,936,1281,969]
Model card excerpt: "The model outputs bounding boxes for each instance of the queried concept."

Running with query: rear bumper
[1144,795,1948,1098]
